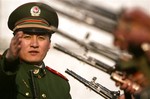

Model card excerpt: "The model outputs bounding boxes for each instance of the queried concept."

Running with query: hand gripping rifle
[53,44,141,92]
[65,69,120,99]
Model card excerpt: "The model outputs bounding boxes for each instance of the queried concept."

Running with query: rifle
[53,44,141,91]
[51,26,125,61]
[48,0,147,37]
[47,0,118,33]
[65,69,120,99]
[56,0,118,21]
[89,41,133,62]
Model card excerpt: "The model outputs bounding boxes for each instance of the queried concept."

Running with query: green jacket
[134,87,150,99]
[0,51,71,99]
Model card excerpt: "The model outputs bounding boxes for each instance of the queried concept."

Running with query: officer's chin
[20,59,43,66]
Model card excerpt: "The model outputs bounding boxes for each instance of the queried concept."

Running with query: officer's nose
[30,36,39,48]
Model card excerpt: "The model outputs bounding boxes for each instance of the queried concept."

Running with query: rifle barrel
[48,0,117,33]
[65,69,120,99]
[54,44,141,92]
[51,26,119,61]
[53,44,114,74]
[55,0,119,21]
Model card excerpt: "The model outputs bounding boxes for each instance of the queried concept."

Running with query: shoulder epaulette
[46,66,68,81]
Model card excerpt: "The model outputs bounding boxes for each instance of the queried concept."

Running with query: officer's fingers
[120,83,128,90]
[13,31,23,44]
[118,94,125,99]
[121,81,136,94]
[8,32,23,55]
[122,72,128,79]
[11,32,23,49]
[126,84,136,94]
[115,82,121,87]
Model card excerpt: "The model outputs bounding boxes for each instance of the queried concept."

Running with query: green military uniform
[0,2,71,99]
[116,45,150,99]
[0,51,71,99]
[134,87,150,99]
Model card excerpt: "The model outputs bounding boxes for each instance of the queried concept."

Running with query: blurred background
[0,0,150,99]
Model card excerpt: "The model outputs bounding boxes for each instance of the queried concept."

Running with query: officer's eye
[38,35,46,40]
[23,34,31,39]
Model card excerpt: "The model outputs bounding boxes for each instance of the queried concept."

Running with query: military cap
[121,8,150,27]
[8,2,58,34]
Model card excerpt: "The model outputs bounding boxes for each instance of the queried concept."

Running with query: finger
[9,31,23,56]
[13,31,23,44]
[118,94,125,99]
[115,82,121,86]
[126,85,135,94]
[12,31,23,49]
[122,72,128,80]
[120,83,128,90]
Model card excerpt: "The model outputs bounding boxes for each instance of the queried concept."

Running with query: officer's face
[114,20,150,51]
[18,32,50,65]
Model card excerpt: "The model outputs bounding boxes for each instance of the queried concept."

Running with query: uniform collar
[20,61,46,78]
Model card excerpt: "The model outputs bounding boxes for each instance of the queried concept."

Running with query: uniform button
[25,92,29,96]
[33,69,39,74]
[42,93,46,98]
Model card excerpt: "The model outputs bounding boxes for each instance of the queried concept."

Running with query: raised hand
[6,31,23,62]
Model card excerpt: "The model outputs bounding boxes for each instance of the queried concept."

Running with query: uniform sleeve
[66,80,72,99]
[0,50,19,76]
[68,94,72,99]
[0,50,19,96]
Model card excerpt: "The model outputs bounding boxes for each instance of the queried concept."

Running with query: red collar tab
[46,66,68,81]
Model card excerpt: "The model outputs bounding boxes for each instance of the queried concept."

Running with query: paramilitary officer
[0,2,72,99]
[113,8,150,99]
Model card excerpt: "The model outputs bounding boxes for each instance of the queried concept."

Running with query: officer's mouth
[28,51,39,56]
